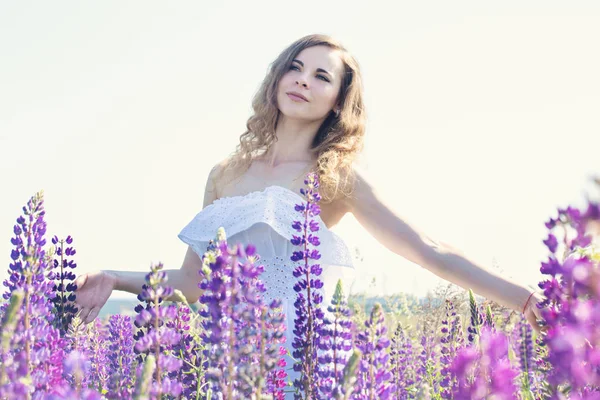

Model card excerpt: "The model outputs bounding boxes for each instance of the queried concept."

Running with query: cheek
[315,86,337,106]
[278,73,294,89]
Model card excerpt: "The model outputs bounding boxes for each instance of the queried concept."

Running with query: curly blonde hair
[218,34,367,204]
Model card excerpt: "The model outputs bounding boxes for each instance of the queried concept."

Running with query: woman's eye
[289,65,330,83]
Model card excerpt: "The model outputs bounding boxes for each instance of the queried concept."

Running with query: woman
[74,33,546,379]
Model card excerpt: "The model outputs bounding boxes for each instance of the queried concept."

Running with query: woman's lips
[287,93,308,102]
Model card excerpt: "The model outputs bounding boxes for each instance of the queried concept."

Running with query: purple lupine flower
[63,304,108,392]
[41,351,103,400]
[467,289,484,344]
[510,315,535,394]
[1,192,52,303]
[483,303,495,330]
[390,323,417,399]
[49,235,79,337]
[0,192,68,398]
[198,237,244,397]
[165,303,206,399]
[86,318,110,393]
[239,299,287,398]
[331,349,362,399]
[542,203,598,257]
[106,314,135,399]
[198,231,286,399]
[447,344,479,399]
[133,353,155,400]
[0,289,28,397]
[316,279,355,398]
[353,303,396,399]
[31,330,70,397]
[417,324,437,391]
[132,262,183,398]
[438,299,464,398]
[64,311,94,393]
[450,326,520,399]
[265,345,288,400]
[536,199,600,396]
[543,233,559,254]
[290,172,327,399]
[532,334,553,398]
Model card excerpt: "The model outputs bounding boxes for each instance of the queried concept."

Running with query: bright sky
[1,2,599,302]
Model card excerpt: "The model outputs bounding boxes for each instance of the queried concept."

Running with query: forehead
[294,46,344,75]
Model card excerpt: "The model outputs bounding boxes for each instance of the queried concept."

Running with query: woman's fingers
[73,273,87,291]
[85,307,100,324]
[530,301,550,334]
[524,306,550,335]
[76,308,89,323]
[525,310,540,333]
[78,307,95,325]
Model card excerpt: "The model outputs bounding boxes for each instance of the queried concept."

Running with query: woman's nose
[295,79,308,88]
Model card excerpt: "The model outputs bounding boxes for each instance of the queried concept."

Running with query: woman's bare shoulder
[210,156,232,176]
[208,155,245,197]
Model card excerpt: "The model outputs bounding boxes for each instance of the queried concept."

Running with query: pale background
[1,1,599,301]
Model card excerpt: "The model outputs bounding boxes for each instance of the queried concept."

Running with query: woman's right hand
[73,271,117,324]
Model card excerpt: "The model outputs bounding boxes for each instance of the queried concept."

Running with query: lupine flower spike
[132,262,183,398]
[353,303,396,399]
[49,235,79,336]
[0,191,67,398]
[317,279,355,398]
[199,227,286,399]
[538,200,600,396]
[290,172,327,399]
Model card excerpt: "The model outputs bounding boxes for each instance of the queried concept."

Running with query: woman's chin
[279,110,309,120]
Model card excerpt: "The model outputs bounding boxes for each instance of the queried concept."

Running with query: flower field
[1,173,599,399]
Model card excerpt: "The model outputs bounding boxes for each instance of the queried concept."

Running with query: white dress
[177,185,357,394]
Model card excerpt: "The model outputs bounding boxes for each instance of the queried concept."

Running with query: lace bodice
[177,185,356,303]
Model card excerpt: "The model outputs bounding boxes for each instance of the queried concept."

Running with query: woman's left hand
[523,290,549,334]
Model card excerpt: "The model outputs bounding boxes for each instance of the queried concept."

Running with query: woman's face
[276,45,344,122]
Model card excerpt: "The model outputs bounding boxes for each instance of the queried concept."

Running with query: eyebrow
[292,59,333,77]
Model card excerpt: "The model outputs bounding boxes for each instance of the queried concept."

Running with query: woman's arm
[347,165,534,313]
[105,265,202,303]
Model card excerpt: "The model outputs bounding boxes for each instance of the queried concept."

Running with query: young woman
[74,33,547,381]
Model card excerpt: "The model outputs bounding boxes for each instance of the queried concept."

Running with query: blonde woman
[74,33,547,386]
